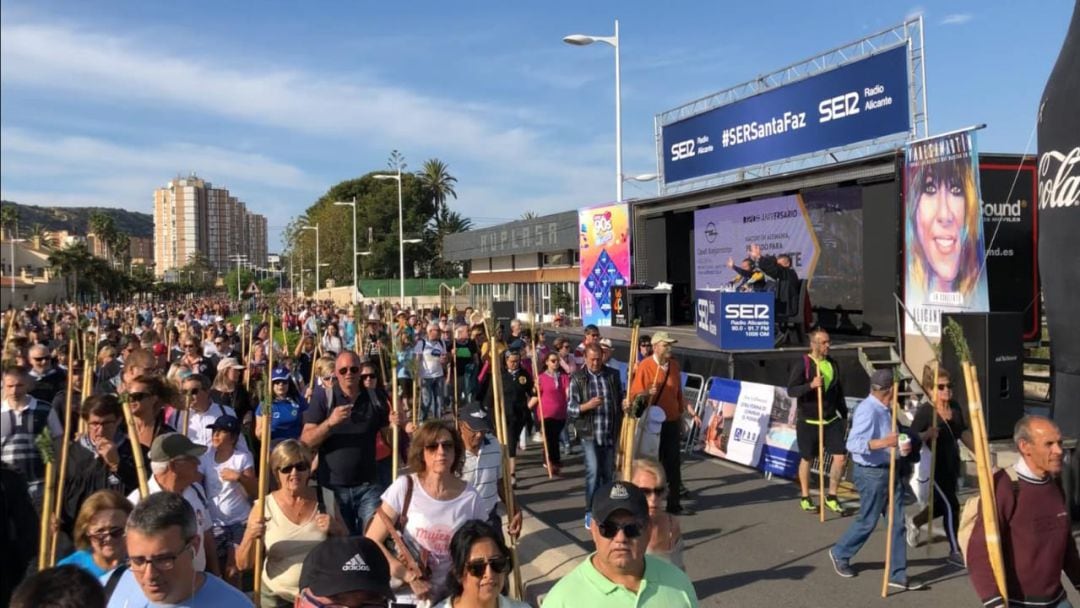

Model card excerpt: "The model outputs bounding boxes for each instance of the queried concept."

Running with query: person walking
[568,344,624,529]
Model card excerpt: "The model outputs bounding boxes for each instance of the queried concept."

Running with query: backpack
[957,467,1018,565]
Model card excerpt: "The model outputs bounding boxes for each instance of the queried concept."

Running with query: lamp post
[334,197,358,304]
[623,172,659,196]
[229,254,247,302]
[565,18,622,202]
[373,169,406,307]
[301,224,320,295]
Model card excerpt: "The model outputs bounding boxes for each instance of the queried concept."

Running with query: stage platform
[550,324,896,398]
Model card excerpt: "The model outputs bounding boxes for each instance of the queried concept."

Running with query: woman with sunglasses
[256,367,309,447]
[630,458,685,569]
[57,489,133,577]
[905,365,974,566]
[535,352,569,476]
[434,520,529,608]
[237,440,347,607]
[366,420,486,606]
[124,374,178,463]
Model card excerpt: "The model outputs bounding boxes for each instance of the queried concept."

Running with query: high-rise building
[153,174,267,278]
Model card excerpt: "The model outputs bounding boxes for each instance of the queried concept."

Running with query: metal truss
[654,17,928,196]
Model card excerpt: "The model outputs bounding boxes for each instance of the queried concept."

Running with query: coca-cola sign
[1039,146,1080,209]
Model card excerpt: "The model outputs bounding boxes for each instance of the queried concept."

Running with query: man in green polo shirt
[542,481,697,607]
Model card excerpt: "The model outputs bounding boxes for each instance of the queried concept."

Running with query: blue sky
[1,1,1072,251]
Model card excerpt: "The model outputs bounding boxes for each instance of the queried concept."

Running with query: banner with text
[579,203,631,327]
[904,130,990,338]
[701,378,800,478]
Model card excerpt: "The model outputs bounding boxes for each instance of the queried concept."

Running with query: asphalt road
[511,443,1080,608]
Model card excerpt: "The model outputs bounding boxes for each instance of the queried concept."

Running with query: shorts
[212,521,247,566]
[796,417,847,461]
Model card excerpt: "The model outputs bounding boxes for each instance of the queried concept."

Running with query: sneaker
[799,497,816,512]
[828,550,855,578]
[905,516,920,548]
[888,578,926,591]
[531,432,543,444]
[824,496,844,514]
[584,512,592,530]
[946,552,965,568]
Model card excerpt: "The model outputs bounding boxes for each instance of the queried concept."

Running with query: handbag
[377,475,431,583]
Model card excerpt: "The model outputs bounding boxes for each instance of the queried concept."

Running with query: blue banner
[696,290,774,350]
[662,45,911,183]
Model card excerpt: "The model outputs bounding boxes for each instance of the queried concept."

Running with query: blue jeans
[833,465,907,581]
[582,440,616,512]
[331,482,383,535]
[421,376,445,419]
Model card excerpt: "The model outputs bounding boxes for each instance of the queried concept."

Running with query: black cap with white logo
[459,402,496,434]
[299,536,394,599]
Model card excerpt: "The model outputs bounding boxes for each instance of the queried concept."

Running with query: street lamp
[623,172,659,195]
[301,224,320,295]
[565,18,623,202]
[229,254,248,301]
[373,169,406,307]
[333,197,358,304]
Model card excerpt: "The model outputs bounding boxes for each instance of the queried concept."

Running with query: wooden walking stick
[619,320,641,481]
[881,374,899,598]
[253,313,275,606]
[817,362,826,523]
[120,394,150,500]
[946,319,1008,603]
[926,361,940,555]
[180,391,191,438]
[49,335,78,564]
[35,431,57,570]
[528,304,553,480]
[391,357,401,480]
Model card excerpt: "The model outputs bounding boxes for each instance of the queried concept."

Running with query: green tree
[417,158,458,218]
[88,211,117,265]
[0,204,19,241]
[521,211,539,220]
[28,223,56,249]
[258,277,278,295]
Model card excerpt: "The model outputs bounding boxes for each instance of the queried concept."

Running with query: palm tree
[521,211,539,220]
[88,211,117,264]
[48,242,94,300]
[0,204,18,241]
[28,223,56,249]
[417,158,458,217]
[387,149,407,172]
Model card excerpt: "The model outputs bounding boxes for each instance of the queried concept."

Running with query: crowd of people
[3,296,1077,608]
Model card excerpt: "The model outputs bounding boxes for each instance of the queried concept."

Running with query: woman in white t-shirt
[200,414,256,588]
[366,420,486,607]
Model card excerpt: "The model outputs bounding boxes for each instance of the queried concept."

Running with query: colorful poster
[579,203,631,327]
[904,130,990,338]
[699,377,799,477]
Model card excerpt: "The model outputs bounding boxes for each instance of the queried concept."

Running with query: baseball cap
[459,403,495,434]
[599,338,613,350]
[271,367,290,383]
[591,481,649,523]
[650,331,678,345]
[243,313,251,321]
[148,433,207,462]
[207,414,241,434]
[217,357,244,373]
[299,536,393,600]
[870,369,894,390]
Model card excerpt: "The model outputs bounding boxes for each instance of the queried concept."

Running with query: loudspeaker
[941,312,1024,440]
[492,301,516,335]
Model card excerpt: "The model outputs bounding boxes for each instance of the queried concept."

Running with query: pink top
[537,370,570,421]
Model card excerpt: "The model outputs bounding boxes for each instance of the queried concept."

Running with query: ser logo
[819,91,860,123]
[670,139,696,161]
[724,304,770,320]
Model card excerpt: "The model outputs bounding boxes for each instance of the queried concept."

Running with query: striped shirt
[1,397,63,501]
[462,436,503,517]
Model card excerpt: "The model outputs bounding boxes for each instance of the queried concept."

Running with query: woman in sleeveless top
[236,440,347,607]
[632,458,685,569]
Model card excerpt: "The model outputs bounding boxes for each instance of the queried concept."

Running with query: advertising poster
[700,378,800,478]
[579,203,631,327]
[904,130,990,338]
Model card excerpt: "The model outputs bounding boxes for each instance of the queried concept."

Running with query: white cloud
[940,13,973,26]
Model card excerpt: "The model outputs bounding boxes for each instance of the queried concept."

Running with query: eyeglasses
[424,440,454,453]
[597,520,645,539]
[320,375,334,383]
[128,391,151,402]
[279,462,311,474]
[338,366,360,376]
[128,540,193,571]
[360,373,377,380]
[87,527,125,543]
[465,556,512,577]
[86,418,118,428]
[937,383,953,390]
[639,486,667,498]
[184,388,202,396]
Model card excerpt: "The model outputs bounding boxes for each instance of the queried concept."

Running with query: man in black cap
[296,536,394,608]
[544,481,697,607]
[459,403,522,540]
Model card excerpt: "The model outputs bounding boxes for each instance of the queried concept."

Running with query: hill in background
[0,200,153,238]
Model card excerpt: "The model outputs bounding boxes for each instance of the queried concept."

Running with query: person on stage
[786,328,848,514]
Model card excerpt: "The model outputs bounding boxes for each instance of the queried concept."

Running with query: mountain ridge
[0,200,153,238]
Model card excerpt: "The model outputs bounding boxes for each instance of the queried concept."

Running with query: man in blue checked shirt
[569,343,624,530]
[829,369,925,592]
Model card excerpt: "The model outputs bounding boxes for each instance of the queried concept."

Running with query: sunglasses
[128,391,151,401]
[597,520,645,539]
[184,343,199,349]
[321,375,334,383]
[424,440,455,453]
[338,366,360,376]
[279,462,311,474]
[88,527,125,543]
[32,356,49,362]
[360,373,377,380]
[640,485,667,498]
[937,383,953,390]
[465,556,512,577]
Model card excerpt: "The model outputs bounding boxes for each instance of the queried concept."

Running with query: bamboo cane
[308,339,322,391]
[452,350,460,424]
[486,323,525,600]
[881,379,899,598]
[926,363,940,555]
[49,336,78,564]
[120,395,150,500]
[35,431,57,571]
[253,313,274,605]
[412,357,420,426]
[391,356,401,480]
[528,304,553,480]
[965,361,1009,603]
[619,321,641,481]
[181,392,191,438]
[817,362,826,523]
